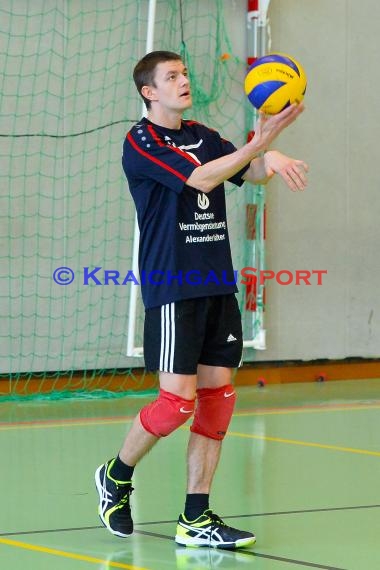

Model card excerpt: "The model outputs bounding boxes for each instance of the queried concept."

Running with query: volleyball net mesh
[0,0,265,400]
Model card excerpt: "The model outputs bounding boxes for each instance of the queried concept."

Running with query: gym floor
[0,378,379,570]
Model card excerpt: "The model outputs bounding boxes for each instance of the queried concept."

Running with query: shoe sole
[174,535,256,549]
[95,465,133,538]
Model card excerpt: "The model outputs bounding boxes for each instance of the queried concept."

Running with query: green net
[0,0,265,400]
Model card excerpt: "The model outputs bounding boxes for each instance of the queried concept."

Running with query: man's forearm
[186,103,305,193]
[242,155,273,186]
[186,140,263,193]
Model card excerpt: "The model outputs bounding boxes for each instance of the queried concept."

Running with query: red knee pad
[190,385,236,441]
[140,388,195,438]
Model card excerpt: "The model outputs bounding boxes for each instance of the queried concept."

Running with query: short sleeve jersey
[122,117,248,309]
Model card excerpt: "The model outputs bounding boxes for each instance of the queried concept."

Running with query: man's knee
[190,385,236,441]
[140,388,195,437]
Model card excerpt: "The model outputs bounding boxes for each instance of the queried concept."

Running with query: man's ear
[141,85,158,104]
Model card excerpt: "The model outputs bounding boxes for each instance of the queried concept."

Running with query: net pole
[127,0,157,357]
[243,0,271,350]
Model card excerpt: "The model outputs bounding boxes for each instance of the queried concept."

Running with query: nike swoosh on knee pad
[179,407,194,413]
[224,392,235,398]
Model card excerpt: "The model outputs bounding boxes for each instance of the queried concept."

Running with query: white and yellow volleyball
[244,53,307,115]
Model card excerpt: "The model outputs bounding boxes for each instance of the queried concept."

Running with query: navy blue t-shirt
[122,117,248,309]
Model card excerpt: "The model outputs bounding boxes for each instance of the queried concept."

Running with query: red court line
[0,400,379,428]
[236,400,380,416]
[0,414,134,428]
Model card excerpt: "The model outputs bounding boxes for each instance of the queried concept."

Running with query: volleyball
[244,53,307,115]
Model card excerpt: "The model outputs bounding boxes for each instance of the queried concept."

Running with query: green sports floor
[0,378,379,570]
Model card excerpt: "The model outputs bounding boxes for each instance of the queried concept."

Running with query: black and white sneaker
[175,509,256,549]
[95,459,134,537]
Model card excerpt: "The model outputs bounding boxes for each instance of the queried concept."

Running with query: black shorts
[144,294,243,374]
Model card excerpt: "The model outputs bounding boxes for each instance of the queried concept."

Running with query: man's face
[148,60,192,112]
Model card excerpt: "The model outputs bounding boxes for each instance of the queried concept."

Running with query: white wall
[254,0,380,361]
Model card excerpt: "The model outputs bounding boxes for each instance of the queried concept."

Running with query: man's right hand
[249,102,305,153]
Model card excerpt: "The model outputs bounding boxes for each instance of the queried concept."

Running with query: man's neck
[147,108,183,130]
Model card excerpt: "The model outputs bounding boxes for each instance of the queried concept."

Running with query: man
[95,51,307,549]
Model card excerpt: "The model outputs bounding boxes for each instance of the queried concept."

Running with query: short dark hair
[133,50,182,110]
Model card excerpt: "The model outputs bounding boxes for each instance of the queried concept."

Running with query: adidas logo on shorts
[227,333,237,342]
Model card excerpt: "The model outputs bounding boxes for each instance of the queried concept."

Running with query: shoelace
[115,484,134,506]
[204,511,228,546]
[207,511,227,528]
